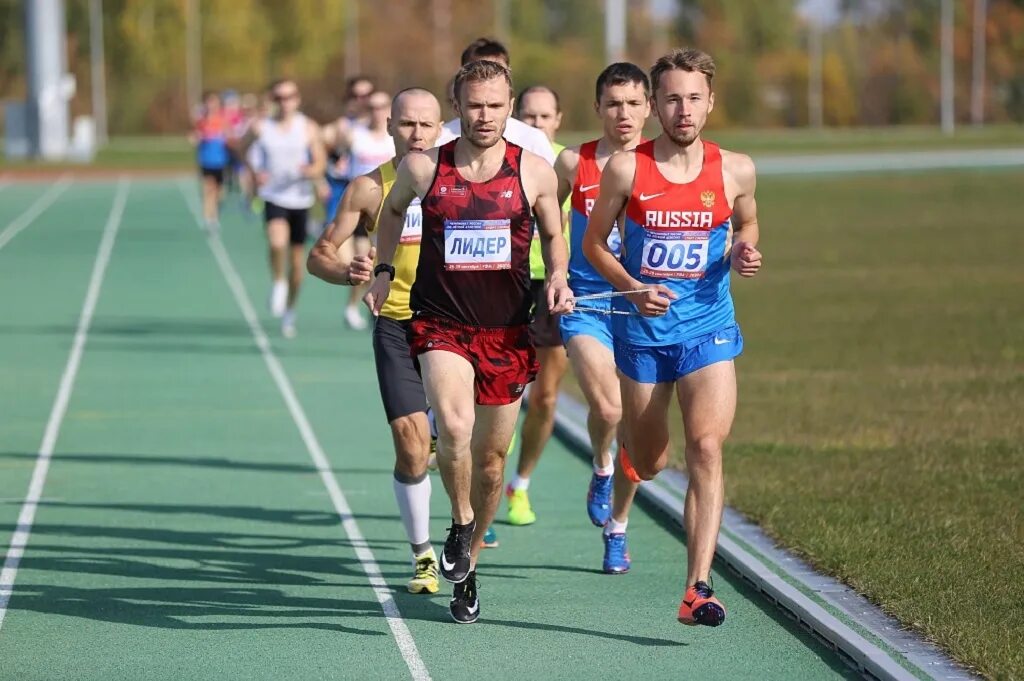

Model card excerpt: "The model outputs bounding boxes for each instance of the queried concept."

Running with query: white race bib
[444,219,512,271]
[400,200,422,245]
[640,230,709,279]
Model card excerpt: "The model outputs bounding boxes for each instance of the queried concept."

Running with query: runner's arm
[554,146,579,209]
[725,152,762,278]
[527,155,572,313]
[303,120,327,179]
[307,174,381,285]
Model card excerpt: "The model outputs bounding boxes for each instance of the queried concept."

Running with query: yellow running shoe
[506,485,537,526]
[408,549,440,594]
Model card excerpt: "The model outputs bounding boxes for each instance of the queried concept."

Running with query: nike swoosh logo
[467,600,480,615]
[639,192,665,201]
[682,598,695,608]
[713,337,730,345]
[441,552,456,572]
[578,184,600,192]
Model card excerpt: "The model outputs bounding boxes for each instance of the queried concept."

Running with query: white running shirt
[255,113,316,209]
[349,125,396,178]
[437,116,556,165]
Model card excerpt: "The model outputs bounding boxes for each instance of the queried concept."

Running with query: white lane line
[0,177,130,633]
[0,176,73,252]
[177,182,431,681]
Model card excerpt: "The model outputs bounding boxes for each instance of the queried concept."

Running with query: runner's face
[654,69,714,147]
[368,93,390,128]
[456,77,512,149]
[596,81,650,145]
[389,94,442,156]
[517,91,561,142]
[273,84,301,116]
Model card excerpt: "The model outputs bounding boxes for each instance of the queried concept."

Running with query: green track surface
[0,180,856,680]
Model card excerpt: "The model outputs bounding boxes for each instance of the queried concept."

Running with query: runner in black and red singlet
[364,60,572,624]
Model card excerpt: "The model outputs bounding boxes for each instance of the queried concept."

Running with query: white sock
[605,518,628,535]
[509,474,530,491]
[393,475,432,548]
[593,461,614,477]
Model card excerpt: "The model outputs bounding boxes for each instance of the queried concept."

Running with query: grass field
[565,168,1023,678]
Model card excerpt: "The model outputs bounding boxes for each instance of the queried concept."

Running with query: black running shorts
[373,315,428,422]
[528,279,564,349]
[200,167,225,185]
[264,201,310,245]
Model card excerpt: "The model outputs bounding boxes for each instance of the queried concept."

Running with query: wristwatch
[373,263,396,281]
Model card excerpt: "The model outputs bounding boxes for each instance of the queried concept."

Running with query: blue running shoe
[587,472,613,527]
[603,532,631,574]
[482,526,498,548]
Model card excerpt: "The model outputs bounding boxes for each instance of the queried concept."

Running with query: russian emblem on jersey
[701,190,716,208]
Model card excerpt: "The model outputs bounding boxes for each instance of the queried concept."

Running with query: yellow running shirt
[529,140,570,281]
[368,161,421,321]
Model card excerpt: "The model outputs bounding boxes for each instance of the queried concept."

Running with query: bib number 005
[640,230,709,279]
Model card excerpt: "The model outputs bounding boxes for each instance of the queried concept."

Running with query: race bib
[444,219,512,271]
[640,230,709,279]
[400,200,422,245]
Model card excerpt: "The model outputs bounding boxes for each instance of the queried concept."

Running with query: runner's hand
[732,241,762,277]
[348,248,374,286]
[255,171,270,188]
[547,275,574,314]
[627,285,676,317]
[362,273,391,317]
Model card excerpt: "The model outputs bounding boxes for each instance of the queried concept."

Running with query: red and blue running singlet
[410,140,534,327]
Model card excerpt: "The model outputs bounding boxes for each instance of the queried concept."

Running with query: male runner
[364,60,571,624]
[556,63,650,573]
[502,85,569,526]
[307,88,443,594]
[190,91,230,230]
[236,79,326,338]
[583,48,762,626]
[437,38,555,165]
[324,89,396,330]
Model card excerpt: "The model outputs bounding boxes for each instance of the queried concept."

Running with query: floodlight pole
[89,0,107,144]
[605,0,627,65]
[345,0,361,77]
[940,0,954,135]
[494,0,510,42]
[25,0,71,159]
[970,0,987,126]
[808,19,824,128]
[185,0,201,114]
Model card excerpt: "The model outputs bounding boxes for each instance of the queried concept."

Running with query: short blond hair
[650,48,716,93]
[453,59,513,103]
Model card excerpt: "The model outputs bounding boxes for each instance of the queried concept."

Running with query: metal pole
[970,0,987,126]
[605,0,627,64]
[433,0,452,80]
[185,0,202,114]
[25,0,71,159]
[345,0,361,77]
[494,0,510,42]
[89,0,107,144]
[808,20,824,128]
[940,0,954,135]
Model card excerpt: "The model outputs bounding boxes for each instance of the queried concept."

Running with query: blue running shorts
[560,297,614,350]
[614,323,743,384]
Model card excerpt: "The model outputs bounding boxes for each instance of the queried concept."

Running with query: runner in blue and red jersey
[584,48,763,628]
[364,59,572,625]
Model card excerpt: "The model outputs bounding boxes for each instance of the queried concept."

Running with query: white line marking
[0,176,73,252]
[177,182,431,681]
[0,177,129,632]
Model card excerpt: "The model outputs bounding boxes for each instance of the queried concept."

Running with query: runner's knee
[528,386,558,418]
[473,452,505,488]
[391,415,430,475]
[685,436,723,474]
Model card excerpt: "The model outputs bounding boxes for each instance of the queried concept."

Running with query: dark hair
[202,90,220,102]
[516,85,561,115]
[453,60,513,103]
[460,37,510,66]
[267,78,295,94]
[594,62,650,103]
[650,48,716,93]
[345,75,374,98]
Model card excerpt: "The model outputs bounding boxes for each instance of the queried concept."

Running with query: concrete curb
[549,390,977,681]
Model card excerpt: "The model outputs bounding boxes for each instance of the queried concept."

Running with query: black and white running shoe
[440,519,475,583]
[449,570,480,624]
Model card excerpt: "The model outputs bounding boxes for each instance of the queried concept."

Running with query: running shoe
[602,531,631,574]
[506,485,536,526]
[482,526,499,548]
[281,309,297,339]
[269,280,288,318]
[440,519,475,583]
[449,570,480,624]
[345,304,368,330]
[678,580,726,627]
[407,549,440,594]
[587,472,613,527]
[619,445,642,483]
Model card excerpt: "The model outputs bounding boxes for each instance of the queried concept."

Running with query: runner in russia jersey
[410,138,534,327]
[611,139,733,345]
[567,140,621,297]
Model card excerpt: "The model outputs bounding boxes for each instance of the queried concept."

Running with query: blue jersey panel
[197,138,229,170]
[567,207,620,296]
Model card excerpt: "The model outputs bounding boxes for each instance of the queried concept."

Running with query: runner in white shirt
[436,38,556,166]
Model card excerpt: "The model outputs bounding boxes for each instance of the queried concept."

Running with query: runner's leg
[469,399,522,563]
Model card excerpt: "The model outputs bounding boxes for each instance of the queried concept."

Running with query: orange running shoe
[678,580,726,627]
[618,445,642,484]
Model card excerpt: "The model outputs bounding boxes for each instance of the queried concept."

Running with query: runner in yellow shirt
[307,87,443,594]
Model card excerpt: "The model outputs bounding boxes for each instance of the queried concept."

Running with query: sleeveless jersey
[613,140,735,346]
[410,140,534,327]
[195,113,229,170]
[567,139,623,296]
[370,161,422,321]
[528,140,568,281]
[349,125,396,178]
[256,114,316,209]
